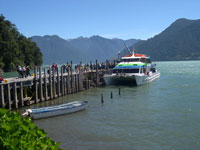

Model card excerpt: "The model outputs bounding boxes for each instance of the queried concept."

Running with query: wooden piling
[44,68,48,101]
[65,75,68,94]
[0,84,5,108]
[85,73,88,90]
[56,68,60,97]
[7,83,11,109]
[74,74,77,93]
[88,79,90,89]
[53,69,56,98]
[77,73,80,92]
[63,76,66,95]
[61,67,64,96]
[49,66,53,99]
[79,70,83,91]
[39,67,44,102]
[76,74,79,92]
[72,74,75,93]
[13,82,18,108]
[24,86,27,95]
[70,61,73,93]
[101,94,104,103]
[67,69,70,94]
[96,59,98,87]
[20,82,24,107]
[74,74,76,93]
[34,66,38,103]
[77,74,79,92]
[78,70,82,91]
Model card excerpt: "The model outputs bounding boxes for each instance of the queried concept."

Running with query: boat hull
[104,74,137,85]
[104,71,160,86]
[135,71,160,85]
[25,101,88,119]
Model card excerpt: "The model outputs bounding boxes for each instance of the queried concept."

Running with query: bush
[0,109,61,150]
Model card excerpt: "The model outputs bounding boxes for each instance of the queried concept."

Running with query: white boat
[22,101,88,119]
[104,51,160,86]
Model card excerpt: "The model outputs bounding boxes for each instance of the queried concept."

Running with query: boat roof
[121,53,150,59]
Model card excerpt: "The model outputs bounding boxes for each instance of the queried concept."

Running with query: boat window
[143,68,146,73]
[140,58,146,63]
[125,69,139,73]
[113,69,139,73]
[113,69,122,73]
[146,59,151,63]
[121,58,141,62]
[140,68,142,74]
[133,58,140,62]
[121,59,127,62]
[150,68,156,73]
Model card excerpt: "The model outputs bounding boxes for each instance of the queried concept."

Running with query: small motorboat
[22,101,88,119]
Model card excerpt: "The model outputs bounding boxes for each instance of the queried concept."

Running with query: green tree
[0,14,43,72]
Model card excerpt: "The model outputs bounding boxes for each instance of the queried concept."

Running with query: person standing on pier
[0,76,4,83]
[26,66,31,77]
[52,63,55,71]
[55,64,58,71]
[22,66,26,78]
[17,66,23,78]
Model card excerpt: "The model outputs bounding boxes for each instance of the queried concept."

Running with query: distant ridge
[122,18,200,61]
[31,35,139,64]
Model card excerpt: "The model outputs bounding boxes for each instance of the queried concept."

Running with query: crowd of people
[59,61,117,73]
[17,66,31,78]
[0,60,117,83]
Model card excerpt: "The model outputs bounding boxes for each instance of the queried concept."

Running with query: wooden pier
[0,63,111,110]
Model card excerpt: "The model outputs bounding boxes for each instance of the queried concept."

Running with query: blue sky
[0,0,200,40]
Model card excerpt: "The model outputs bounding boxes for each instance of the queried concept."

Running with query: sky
[0,0,200,40]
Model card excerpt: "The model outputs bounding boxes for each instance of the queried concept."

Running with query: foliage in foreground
[0,109,61,150]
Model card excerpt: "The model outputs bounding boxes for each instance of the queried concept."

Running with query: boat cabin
[120,57,151,63]
[113,68,140,74]
[112,52,155,75]
[113,66,155,74]
[120,53,151,63]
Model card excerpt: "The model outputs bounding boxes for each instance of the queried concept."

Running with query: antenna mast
[123,42,132,54]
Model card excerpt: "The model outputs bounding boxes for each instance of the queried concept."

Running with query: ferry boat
[104,51,160,86]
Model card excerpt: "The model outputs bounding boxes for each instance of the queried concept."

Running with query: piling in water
[96,59,98,87]
[101,94,104,103]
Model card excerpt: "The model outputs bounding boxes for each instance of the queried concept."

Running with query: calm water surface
[30,61,200,150]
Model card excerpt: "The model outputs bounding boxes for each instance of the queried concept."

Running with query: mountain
[31,35,139,64]
[120,18,200,61]
[31,35,83,64]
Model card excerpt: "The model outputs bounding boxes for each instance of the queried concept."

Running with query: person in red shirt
[26,66,31,77]
[0,76,4,83]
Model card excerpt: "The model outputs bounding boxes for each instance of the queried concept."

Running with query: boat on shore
[22,101,88,119]
[104,50,160,86]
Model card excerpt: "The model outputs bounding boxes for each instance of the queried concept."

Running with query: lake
[29,61,200,150]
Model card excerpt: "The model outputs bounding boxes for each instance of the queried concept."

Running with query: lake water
[31,61,200,150]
